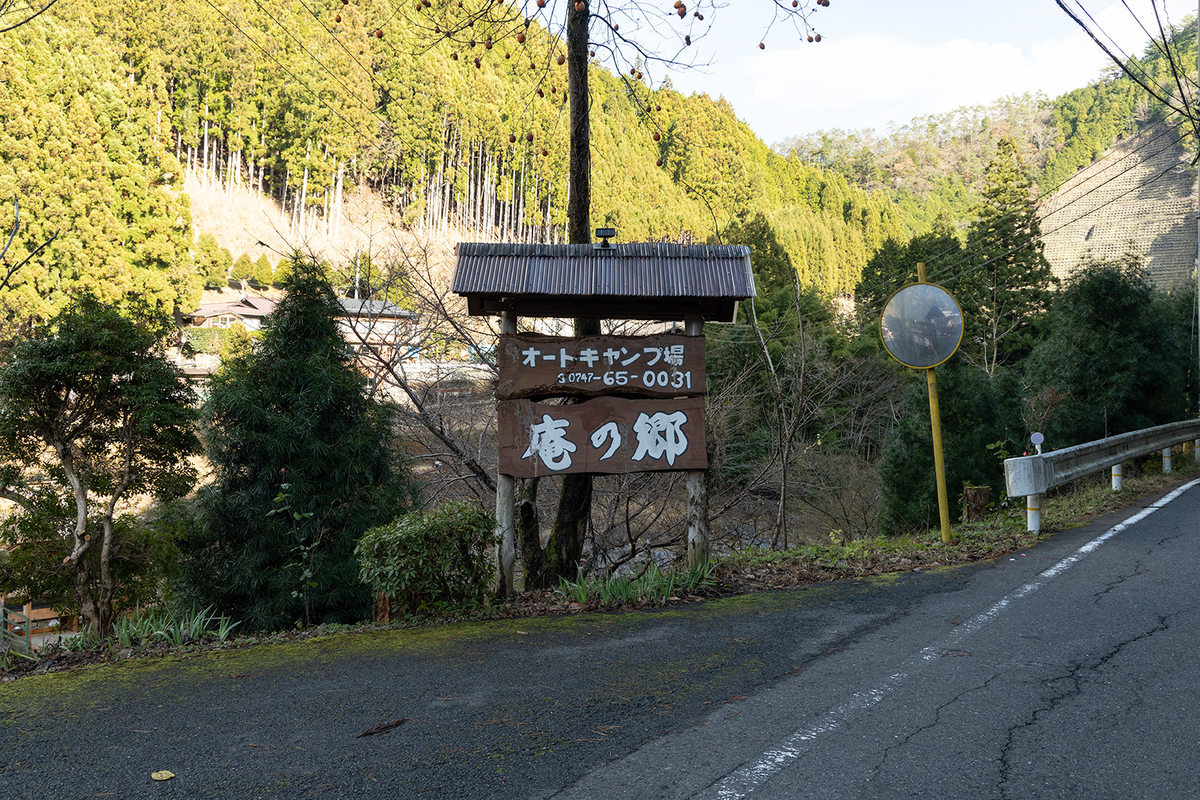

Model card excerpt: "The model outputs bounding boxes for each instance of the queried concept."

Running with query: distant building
[336,297,419,362]
[175,293,420,377]
[183,294,278,330]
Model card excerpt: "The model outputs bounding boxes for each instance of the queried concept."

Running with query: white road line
[700,478,1200,800]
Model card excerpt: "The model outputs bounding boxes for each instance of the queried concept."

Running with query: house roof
[185,295,278,320]
[336,298,417,319]
[186,295,416,323]
[451,242,756,322]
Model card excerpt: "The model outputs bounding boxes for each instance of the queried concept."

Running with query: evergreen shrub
[878,365,1024,535]
[1023,256,1193,446]
[356,500,497,616]
[181,327,223,355]
[177,255,419,631]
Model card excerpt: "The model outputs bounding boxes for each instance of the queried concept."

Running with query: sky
[653,0,1198,147]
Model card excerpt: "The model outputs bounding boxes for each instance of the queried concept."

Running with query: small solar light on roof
[594,227,617,250]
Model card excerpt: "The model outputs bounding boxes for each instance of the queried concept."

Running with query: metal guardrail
[1003,419,1200,531]
[1,605,32,652]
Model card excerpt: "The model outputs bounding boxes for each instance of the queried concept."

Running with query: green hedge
[356,500,497,616]
[181,327,225,355]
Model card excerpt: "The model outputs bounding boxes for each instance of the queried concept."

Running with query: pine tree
[178,255,419,631]
[954,136,1055,375]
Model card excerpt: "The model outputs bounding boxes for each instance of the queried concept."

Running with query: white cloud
[666,0,1197,144]
[734,32,1123,141]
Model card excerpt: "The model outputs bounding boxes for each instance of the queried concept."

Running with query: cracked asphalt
[4,480,1200,799]
[557,479,1200,800]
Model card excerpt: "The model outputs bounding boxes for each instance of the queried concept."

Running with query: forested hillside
[1,1,1194,321]
[0,0,907,327]
[4,1,1199,631]
[0,9,193,322]
[780,14,1198,239]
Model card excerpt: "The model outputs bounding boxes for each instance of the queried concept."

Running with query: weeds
[719,460,1200,590]
[57,606,241,655]
[556,559,718,609]
[0,645,37,671]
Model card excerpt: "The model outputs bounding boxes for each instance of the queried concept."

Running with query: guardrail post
[1112,463,1123,491]
[1163,446,1173,474]
[1026,494,1042,533]
[1194,439,1199,464]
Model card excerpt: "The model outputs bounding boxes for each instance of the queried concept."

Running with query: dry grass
[713,459,1199,591]
[183,168,456,272]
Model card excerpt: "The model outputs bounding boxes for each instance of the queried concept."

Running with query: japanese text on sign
[498,397,707,477]
[497,334,705,400]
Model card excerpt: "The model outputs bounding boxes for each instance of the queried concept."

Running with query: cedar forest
[0,0,1198,633]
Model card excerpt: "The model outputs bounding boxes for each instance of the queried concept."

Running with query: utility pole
[1194,0,1199,460]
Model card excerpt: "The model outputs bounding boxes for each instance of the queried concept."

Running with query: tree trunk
[517,477,545,588]
[72,562,101,634]
[565,3,590,245]
[58,443,102,632]
[98,515,117,633]
[543,2,595,583]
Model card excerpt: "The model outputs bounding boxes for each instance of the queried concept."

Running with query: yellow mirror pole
[926,367,952,542]
[917,262,953,543]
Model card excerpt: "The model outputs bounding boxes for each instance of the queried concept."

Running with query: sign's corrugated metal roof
[452,242,756,300]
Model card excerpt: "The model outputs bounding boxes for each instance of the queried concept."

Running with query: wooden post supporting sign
[496,311,517,596]
[684,314,709,568]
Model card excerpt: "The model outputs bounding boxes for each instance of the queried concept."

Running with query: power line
[1058,0,1194,121]
[0,0,57,34]
[904,1,1200,294]
[198,0,380,153]
[934,153,1184,295]
[1144,0,1200,144]
[890,115,1189,287]
[900,1,1199,277]
[1072,0,1175,94]
[860,124,1187,310]
[1120,0,1200,90]
[929,129,1187,284]
[849,126,1191,325]
[1083,0,1191,93]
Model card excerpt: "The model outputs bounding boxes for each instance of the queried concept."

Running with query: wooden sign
[498,396,707,477]
[496,334,705,400]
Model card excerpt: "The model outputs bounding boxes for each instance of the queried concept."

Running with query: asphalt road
[3,479,1199,799]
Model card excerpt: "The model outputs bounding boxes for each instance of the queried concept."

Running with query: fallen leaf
[356,718,410,738]
[151,770,175,781]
